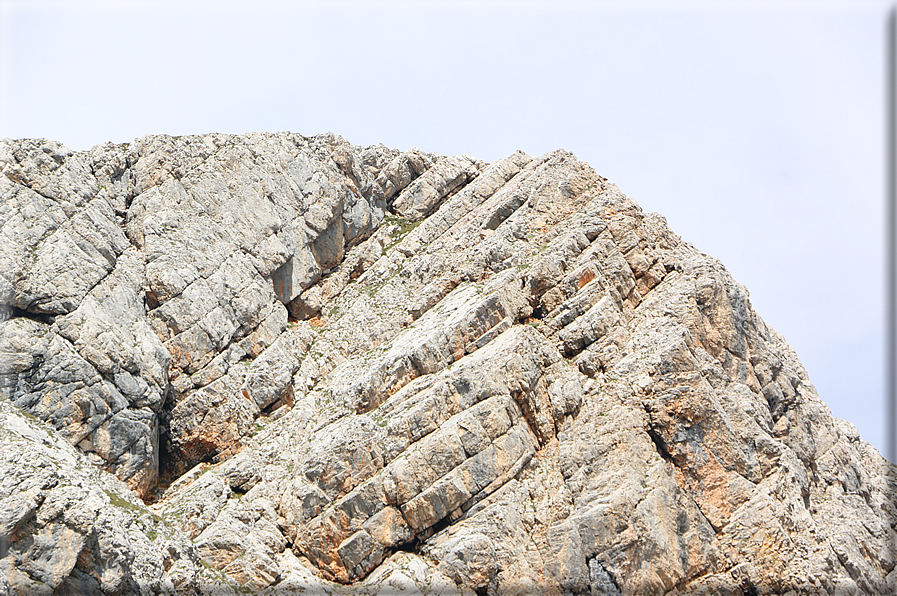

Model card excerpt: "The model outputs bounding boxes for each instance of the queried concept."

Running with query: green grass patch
[381,215,422,255]
[104,490,146,514]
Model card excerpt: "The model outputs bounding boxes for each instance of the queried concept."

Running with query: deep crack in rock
[0,133,894,595]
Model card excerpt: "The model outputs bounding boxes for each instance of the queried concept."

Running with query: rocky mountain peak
[1,132,894,595]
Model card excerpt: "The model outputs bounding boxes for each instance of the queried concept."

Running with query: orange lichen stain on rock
[667,396,705,426]
[166,344,194,373]
[451,336,466,361]
[309,315,326,329]
[215,443,242,462]
[692,454,738,529]
[296,517,353,584]
[577,268,596,290]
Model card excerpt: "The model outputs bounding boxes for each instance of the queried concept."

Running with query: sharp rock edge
[0,132,895,595]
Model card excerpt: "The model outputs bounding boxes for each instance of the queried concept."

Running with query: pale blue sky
[0,0,890,455]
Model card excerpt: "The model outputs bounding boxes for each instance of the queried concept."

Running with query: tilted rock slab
[1,133,896,595]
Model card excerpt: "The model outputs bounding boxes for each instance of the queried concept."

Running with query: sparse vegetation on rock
[1,133,895,595]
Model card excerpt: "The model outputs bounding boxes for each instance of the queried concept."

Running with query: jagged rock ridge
[0,133,895,595]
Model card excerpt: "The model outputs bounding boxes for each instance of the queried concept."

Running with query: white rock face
[1,133,895,595]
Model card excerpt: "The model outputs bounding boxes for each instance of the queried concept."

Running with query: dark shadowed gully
[1,133,895,595]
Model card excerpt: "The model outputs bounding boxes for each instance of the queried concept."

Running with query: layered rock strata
[1,133,895,595]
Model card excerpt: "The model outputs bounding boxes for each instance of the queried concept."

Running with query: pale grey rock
[241,322,317,412]
[0,397,218,596]
[193,500,284,591]
[430,532,498,591]
[87,141,137,215]
[0,139,128,315]
[154,468,231,539]
[166,369,256,474]
[589,558,623,596]
[234,325,568,584]
[391,155,483,221]
[0,317,160,496]
[1,133,895,596]
[373,147,436,204]
[359,551,471,596]
[393,150,533,259]
[321,268,531,415]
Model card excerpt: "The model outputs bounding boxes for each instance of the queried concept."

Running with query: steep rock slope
[0,133,895,595]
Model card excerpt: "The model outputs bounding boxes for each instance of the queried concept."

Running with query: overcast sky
[0,0,891,456]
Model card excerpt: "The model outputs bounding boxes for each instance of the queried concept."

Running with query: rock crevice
[1,133,895,595]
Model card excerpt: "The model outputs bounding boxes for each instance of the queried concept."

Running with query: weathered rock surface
[1,133,895,595]
[0,398,223,595]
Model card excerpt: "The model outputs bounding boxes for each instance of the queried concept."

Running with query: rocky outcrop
[0,398,220,595]
[1,133,895,595]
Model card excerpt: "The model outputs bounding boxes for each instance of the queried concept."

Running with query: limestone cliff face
[0,133,894,595]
